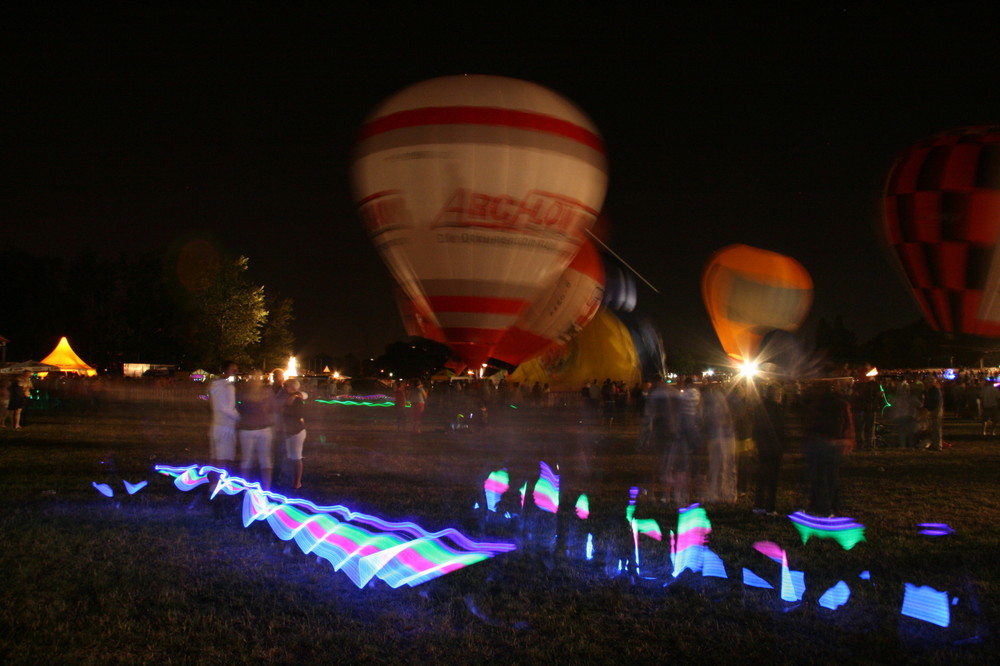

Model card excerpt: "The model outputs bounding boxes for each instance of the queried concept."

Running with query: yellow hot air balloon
[509,307,641,391]
[701,244,813,363]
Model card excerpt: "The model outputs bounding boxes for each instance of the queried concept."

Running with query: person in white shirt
[208,360,240,469]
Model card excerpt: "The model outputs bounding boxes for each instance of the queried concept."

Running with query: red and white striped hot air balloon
[351,75,608,368]
[491,239,605,367]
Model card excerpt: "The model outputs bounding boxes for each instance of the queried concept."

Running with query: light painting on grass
[532,461,559,513]
[155,464,515,588]
[788,511,866,550]
[135,462,971,630]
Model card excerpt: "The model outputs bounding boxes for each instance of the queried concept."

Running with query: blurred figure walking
[804,382,854,517]
[237,371,274,490]
[208,361,239,470]
[410,380,427,433]
[752,383,785,515]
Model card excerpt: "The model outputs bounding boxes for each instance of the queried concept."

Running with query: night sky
[7,6,1000,363]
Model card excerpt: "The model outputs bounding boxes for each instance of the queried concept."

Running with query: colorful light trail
[155,465,515,588]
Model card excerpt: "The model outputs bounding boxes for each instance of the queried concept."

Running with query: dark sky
[6,6,1000,361]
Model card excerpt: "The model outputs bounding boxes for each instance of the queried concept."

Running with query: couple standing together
[209,362,307,491]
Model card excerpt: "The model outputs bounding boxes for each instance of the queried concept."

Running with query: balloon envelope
[882,125,1000,337]
[352,75,608,367]
[490,239,605,367]
[701,244,813,362]
[510,307,641,391]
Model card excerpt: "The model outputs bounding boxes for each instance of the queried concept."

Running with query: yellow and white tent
[40,337,97,376]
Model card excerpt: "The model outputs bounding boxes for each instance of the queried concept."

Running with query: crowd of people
[7,357,996,520]
[207,361,308,491]
[635,369,957,518]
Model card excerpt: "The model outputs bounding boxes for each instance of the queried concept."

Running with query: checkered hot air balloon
[883,125,1000,337]
[352,75,608,369]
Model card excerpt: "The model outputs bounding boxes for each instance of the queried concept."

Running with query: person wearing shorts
[282,378,307,489]
[237,371,274,490]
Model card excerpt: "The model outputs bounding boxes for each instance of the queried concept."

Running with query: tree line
[4,243,993,377]
[2,244,294,372]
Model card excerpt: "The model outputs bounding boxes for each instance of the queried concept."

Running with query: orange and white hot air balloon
[701,244,813,363]
[351,75,608,368]
[491,239,605,367]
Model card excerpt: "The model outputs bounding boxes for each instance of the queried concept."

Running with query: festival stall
[39,336,97,376]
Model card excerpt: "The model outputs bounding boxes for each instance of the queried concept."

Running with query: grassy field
[1,392,997,664]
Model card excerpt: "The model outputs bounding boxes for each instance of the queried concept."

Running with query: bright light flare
[286,355,298,377]
[738,360,759,378]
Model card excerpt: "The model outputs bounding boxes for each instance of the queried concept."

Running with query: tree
[190,256,268,369]
[665,347,697,376]
[375,338,452,379]
[255,295,295,372]
[815,317,860,363]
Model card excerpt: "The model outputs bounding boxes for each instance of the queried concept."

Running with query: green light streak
[315,399,396,408]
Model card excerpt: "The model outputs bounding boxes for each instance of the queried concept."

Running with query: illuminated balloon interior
[702,244,813,363]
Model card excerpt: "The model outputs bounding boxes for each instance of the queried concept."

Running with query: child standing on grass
[282,378,307,490]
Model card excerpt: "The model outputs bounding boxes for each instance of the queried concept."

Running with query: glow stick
[818,581,851,610]
[575,494,590,520]
[671,504,712,577]
[519,482,527,510]
[918,523,955,536]
[532,461,559,513]
[743,568,773,589]
[625,486,640,522]
[585,533,594,561]
[788,512,866,550]
[780,551,804,602]
[630,519,640,573]
[156,465,515,588]
[634,518,662,541]
[751,541,804,600]
[484,469,509,512]
[93,482,114,498]
[624,488,659,536]
[901,583,951,627]
[752,541,785,563]
[701,549,728,579]
[315,397,395,407]
[170,466,211,491]
[123,480,147,495]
